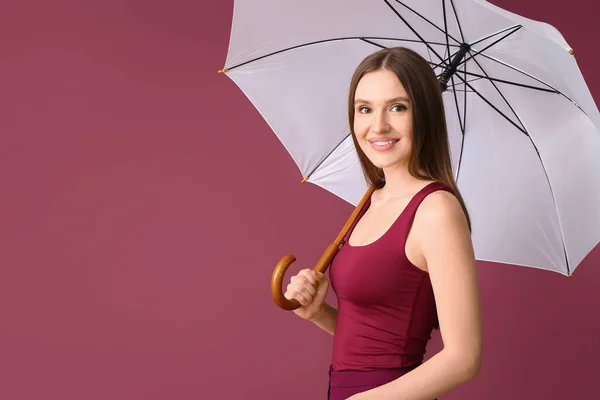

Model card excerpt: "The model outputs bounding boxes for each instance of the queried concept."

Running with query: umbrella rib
[442,0,452,74]
[453,71,557,93]
[450,62,468,181]
[430,59,447,70]
[469,25,522,48]
[450,74,465,134]
[539,172,572,275]
[224,37,371,70]
[383,0,448,65]
[360,39,449,72]
[465,76,485,84]
[453,73,528,135]
[462,62,468,142]
[468,52,528,134]
[363,37,461,47]
[425,59,456,76]
[427,46,434,66]
[455,25,523,69]
[362,38,387,49]
[449,73,466,182]
[476,53,557,90]
[475,52,589,116]
[393,0,462,46]
[518,132,573,276]
[439,69,555,93]
[226,37,458,71]
[449,0,465,43]
[360,38,459,50]
[304,133,352,182]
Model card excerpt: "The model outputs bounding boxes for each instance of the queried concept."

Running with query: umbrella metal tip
[218,68,229,74]
[301,176,309,183]
[569,48,574,55]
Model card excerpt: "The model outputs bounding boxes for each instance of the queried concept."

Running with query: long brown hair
[348,47,471,230]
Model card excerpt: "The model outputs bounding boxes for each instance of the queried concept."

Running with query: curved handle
[270,244,340,310]
[270,185,375,311]
[271,254,301,310]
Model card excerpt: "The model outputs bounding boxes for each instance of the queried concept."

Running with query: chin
[360,144,410,169]
[369,156,408,170]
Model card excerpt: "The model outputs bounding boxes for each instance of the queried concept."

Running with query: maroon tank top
[329,182,452,372]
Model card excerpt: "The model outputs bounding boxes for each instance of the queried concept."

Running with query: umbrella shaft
[439,43,471,92]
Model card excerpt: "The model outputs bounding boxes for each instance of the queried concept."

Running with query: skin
[284,69,482,400]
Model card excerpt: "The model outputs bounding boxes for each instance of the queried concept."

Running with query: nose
[371,110,391,134]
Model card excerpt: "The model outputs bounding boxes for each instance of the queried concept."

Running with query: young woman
[284,47,482,400]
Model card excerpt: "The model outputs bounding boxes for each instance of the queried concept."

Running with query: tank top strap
[397,181,454,245]
[342,194,372,244]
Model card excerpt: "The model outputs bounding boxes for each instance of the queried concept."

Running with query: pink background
[1,0,598,399]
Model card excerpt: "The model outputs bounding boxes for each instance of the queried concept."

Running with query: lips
[368,137,400,152]
[368,136,399,144]
[370,139,399,145]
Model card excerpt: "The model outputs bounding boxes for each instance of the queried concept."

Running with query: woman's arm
[310,302,338,335]
[352,190,483,400]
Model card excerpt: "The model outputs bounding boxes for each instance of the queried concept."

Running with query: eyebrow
[354,96,410,105]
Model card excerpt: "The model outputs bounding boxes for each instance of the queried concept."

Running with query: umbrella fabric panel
[498,83,600,272]
[428,0,520,46]
[377,0,466,57]
[467,0,572,49]
[309,135,369,207]
[442,80,467,177]
[476,33,600,131]
[225,0,420,69]
[227,40,375,176]
[457,92,567,274]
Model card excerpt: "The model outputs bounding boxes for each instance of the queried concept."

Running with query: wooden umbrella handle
[271,186,375,311]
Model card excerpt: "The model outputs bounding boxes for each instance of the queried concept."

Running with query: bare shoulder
[415,189,468,229]
[410,188,474,271]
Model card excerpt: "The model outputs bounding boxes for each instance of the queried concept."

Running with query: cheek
[353,118,368,138]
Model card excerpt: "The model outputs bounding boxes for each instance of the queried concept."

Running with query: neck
[379,162,429,200]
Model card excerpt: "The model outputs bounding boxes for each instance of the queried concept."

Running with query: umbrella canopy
[221,0,600,276]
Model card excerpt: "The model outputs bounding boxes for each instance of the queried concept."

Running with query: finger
[301,280,317,297]
[299,269,317,286]
[312,271,325,281]
[285,285,312,305]
[294,285,314,304]
[293,290,312,306]
[293,276,317,296]
[290,275,314,292]
[290,273,308,284]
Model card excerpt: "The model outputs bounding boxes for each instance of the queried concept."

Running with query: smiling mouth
[368,138,399,151]
[371,139,398,146]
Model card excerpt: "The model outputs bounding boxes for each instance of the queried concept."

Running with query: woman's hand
[284,269,329,320]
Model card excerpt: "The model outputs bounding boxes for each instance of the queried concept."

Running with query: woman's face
[353,68,413,170]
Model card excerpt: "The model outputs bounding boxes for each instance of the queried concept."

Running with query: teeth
[373,140,396,146]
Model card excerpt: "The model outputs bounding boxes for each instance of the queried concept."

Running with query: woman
[284,47,482,400]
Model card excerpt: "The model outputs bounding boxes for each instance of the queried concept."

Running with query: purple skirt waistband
[327,364,436,400]
[329,364,418,388]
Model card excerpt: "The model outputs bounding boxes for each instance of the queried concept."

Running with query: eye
[390,104,408,112]
[358,106,371,114]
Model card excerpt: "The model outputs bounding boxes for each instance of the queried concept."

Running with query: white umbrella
[220,0,600,295]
